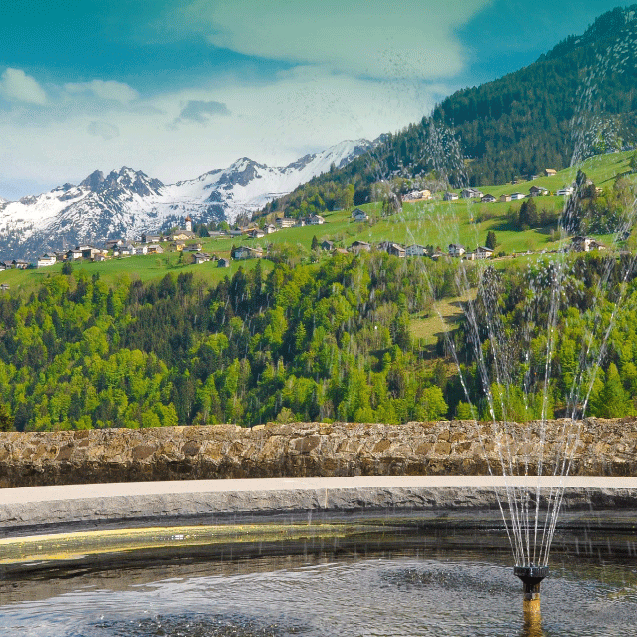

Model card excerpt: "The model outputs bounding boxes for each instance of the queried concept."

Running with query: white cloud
[87,120,120,140]
[64,79,139,104]
[0,68,47,104]
[172,0,492,80]
[0,64,450,199]
[171,100,231,127]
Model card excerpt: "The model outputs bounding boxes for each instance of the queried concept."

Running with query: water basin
[1,514,635,637]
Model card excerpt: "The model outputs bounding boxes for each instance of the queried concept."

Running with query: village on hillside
[0,171,610,273]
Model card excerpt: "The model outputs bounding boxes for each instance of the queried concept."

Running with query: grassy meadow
[0,150,633,297]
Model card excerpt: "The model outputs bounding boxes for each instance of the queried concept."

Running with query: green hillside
[1,149,633,297]
[261,5,637,219]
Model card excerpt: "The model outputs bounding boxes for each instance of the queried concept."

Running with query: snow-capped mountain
[0,139,374,260]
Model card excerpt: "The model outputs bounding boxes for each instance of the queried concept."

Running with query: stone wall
[1,418,636,488]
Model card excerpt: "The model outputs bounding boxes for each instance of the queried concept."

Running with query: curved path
[2,475,637,537]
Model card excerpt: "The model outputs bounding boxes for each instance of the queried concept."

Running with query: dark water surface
[1,523,636,637]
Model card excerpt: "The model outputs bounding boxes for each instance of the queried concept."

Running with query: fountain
[391,33,637,621]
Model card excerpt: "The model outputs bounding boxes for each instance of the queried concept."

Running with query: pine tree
[593,363,632,418]
[0,403,13,432]
[486,230,497,249]
[518,198,538,229]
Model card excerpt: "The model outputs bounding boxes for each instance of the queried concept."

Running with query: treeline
[1,250,637,432]
[0,256,461,431]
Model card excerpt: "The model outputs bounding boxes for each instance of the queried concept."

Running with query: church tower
[185,215,192,232]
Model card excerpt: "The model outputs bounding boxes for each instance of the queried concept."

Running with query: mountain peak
[544,4,637,61]
[229,157,263,171]
[80,170,105,192]
[0,139,368,259]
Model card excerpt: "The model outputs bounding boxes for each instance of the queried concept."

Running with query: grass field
[0,150,633,295]
[0,251,273,294]
[410,289,477,347]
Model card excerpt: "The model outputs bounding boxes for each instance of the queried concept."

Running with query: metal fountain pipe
[514,565,549,617]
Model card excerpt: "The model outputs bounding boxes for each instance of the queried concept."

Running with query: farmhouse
[379,241,405,258]
[81,246,102,260]
[350,240,371,254]
[405,244,427,257]
[481,194,496,203]
[171,230,197,241]
[193,252,211,264]
[37,253,57,268]
[275,217,296,228]
[308,214,326,225]
[571,236,606,252]
[448,243,466,258]
[217,257,230,268]
[461,188,483,199]
[66,248,83,260]
[499,194,512,203]
[232,246,263,259]
[475,246,494,259]
[510,192,526,200]
[405,189,431,200]
[321,240,335,251]
[443,192,459,201]
[529,186,549,197]
[545,169,557,177]
[352,208,368,221]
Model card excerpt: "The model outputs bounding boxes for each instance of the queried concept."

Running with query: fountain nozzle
[514,566,548,616]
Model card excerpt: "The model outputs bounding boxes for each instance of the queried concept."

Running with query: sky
[0,0,630,200]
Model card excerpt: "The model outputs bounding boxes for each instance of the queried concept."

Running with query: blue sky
[0,0,630,199]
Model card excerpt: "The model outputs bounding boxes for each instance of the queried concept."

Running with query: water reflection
[0,519,635,637]
[521,612,546,637]
[1,545,635,637]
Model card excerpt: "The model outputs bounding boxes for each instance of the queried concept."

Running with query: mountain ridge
[0,139,374,260]
[265,5,637,216]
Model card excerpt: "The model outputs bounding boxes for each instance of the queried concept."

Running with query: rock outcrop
[1,419,636,488]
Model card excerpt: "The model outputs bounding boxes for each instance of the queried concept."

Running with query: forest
[0,248,636,432]
[261,5,637,220]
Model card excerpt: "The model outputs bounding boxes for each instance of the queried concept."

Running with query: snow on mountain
[0,139,374,260]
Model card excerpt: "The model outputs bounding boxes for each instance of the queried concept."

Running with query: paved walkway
[1,476,636,536]
[2,475,637,505]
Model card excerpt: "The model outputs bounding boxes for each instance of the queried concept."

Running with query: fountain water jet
[395,34,637,616]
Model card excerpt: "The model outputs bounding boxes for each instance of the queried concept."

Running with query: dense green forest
[262,6,637,219]
[450,253,637,421]
[0,257,452,431]
[0,249,636,432]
